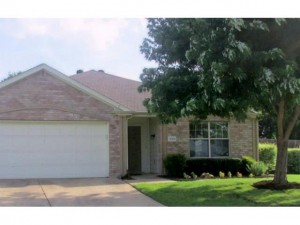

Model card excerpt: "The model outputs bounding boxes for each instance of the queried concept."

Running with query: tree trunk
[273,138,288,186]
[272,104,300,187]
[273,98,288,186]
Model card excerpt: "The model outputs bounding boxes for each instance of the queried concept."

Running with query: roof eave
[114,111,156,117]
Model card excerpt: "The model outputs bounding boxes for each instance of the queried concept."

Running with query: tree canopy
[139,18,300,187]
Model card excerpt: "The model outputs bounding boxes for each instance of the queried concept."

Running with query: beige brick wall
[229,118,258,159]
[0,70,114,120]
[109,116,122,177]
[0,70,123,177]
[163,118,190,157]
[162,116,258,160]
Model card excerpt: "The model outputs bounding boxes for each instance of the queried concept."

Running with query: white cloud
[0,18,153,81]
[9,19,130,52]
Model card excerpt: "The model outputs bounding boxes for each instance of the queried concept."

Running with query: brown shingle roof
[71,70,150,112]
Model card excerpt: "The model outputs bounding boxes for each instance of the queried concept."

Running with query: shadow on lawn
[137,181,300,206]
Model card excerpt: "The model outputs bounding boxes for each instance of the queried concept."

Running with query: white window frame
[189,121,229,158]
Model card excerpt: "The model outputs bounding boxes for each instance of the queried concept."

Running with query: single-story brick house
[0,64,259,179]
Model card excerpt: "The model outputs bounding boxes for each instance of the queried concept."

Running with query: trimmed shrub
[288,149,300,174]
[191,172,198,179]
[237,172,243,178]
[259,143,276,170]
[239,156,256,176]
[185,158,241,176]
[183,172,191,179]
[247,161,268,176]
[219,171,225,178]
[240,156,256,176]
[227,171,232,178]
[163,154,187,177]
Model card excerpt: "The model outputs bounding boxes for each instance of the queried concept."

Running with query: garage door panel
[0,121,109,178]
[0,153,36,166]
[0,153,17,165]
[40,152,76,165]
[0,166,106,179]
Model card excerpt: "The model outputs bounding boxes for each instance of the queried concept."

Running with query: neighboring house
[0,64,259,179]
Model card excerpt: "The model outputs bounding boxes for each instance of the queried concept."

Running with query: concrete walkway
[126,174,176,184]
[0,178,163,206]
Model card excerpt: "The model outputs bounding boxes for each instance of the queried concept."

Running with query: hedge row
[163,154,187,177]
[163,147,300,178]
[184,158,244,177]
[259,143,276,170]
[288,149,300,174]
[164,155,260,177]
[259,144,300,174]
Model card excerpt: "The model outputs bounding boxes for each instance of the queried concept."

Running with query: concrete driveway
[0,178,163,206]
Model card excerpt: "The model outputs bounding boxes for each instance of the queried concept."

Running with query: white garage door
[0,121,109,179]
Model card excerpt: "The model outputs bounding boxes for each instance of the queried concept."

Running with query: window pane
[190,122,208,138]
[196,122,208,138]
[210,122,228,138]
[210,140,229,157]
[189,123,195,138]
[190,139,209,157]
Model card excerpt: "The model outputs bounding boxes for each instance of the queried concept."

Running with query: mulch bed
[253,180,300,190]
[158,174,273,181]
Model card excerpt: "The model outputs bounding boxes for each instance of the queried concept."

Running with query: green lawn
[133,175,300,206]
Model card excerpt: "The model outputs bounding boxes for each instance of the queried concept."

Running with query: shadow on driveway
[0,178,163,207]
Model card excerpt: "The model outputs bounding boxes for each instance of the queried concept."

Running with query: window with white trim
[189,121,229,157]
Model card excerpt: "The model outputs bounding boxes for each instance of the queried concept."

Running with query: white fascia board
[133,113,156,118]
[114,111,156,117]
[0,64,130,112]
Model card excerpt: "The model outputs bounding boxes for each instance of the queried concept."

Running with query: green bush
[240,156,256,176]
[247,161,268,176]
[185,158,241,176]
[288,149,300,174]
[259,143,276,170]
[163,154,187,177]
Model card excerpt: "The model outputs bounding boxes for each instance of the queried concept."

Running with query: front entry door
[128,126,142,175]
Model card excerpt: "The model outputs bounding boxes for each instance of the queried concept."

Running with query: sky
[0,18,157,81]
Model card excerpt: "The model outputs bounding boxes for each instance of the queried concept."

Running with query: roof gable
[71,70,151,112]
[0,64,130,111]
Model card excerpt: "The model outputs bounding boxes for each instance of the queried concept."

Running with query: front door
[128,126,142,175]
